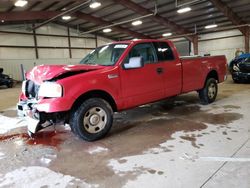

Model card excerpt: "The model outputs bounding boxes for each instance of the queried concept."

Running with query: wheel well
[206,70,218,82]
[71,90,117,112]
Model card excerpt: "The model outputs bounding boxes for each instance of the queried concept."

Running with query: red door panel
[153,41,182,97]
[120,63,165,108]
[120,43,165,109]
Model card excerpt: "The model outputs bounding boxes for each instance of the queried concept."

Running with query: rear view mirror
[124,57,144,69]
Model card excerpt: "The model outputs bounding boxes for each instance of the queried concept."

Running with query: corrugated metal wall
[2,24,247,80]
[0,24,113,81]
[191,30,249,63]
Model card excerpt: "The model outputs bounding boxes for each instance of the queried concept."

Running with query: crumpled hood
[27,64,104,84]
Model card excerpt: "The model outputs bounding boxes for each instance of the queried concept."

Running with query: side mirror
[124,57,144,69]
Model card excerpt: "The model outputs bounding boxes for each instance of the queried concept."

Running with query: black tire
[199,78,218,105]
[233,79,240,83]
[232,76,240,83]
[7,82,13,88]
[70,98,113,141]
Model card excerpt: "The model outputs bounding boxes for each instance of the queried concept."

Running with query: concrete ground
[0,77,250,188]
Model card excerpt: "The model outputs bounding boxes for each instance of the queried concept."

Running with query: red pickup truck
[17,39,227,141]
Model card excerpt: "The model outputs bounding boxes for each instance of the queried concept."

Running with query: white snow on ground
[0,152,4,160]
[0,115,27,134]
[64,124,72,130]
[0,166,98,188]
[88,146,109,154]
[124,173,167,188]
[39,154,57,166]
[40,157,52,165]
[108,91,250,187]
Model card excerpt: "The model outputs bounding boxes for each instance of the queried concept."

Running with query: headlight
[233,64,240,72]
[38,82,62,98]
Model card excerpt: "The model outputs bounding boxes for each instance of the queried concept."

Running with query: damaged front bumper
[232,72,250,81]
[17,100,63,135]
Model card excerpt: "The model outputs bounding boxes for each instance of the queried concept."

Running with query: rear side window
[154,42,175,61]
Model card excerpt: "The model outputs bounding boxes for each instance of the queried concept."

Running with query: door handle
[156,67,164,74]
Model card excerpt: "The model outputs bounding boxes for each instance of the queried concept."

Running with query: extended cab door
[153,41,182,97]
[120,42,165,108]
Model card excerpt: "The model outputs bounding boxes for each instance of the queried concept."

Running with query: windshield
[232,57,250,65]
[242,57,250,64]
[80,43,128,66]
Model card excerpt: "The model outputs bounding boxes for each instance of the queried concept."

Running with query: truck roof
[112,39,169,44]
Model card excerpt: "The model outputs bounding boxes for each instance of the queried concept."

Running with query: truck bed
[180,55,227,93]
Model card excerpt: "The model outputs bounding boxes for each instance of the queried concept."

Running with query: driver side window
[124,43,157,64]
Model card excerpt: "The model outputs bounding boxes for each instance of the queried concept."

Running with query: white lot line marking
[180,153,250,162]
[199,157,250,162]
[179,153,198,161]
[200,138,250,187]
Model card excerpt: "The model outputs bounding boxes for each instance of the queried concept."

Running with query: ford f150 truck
[17,39,227,141]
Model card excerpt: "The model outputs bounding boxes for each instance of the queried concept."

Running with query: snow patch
[88,146,109,154]
[0,152,4,160]
[39,154,57,166]
[144,147,165,154]
[0,166,98,188]
[40,157,52,165]
[108,153,164,174]
[124,173,167,188]
[64,124,71,131]
[0,115,27,134]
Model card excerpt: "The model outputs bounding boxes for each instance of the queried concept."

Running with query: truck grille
[25,80,40,99]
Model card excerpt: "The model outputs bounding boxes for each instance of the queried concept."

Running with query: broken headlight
[233,64,240,72]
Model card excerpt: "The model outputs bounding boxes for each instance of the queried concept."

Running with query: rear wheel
[199,78,218,105]
[70,98,113,141]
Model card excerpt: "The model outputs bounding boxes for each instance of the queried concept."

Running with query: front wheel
[70,98,113,141]
[232,75,240,83]
[199,78,218,105]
